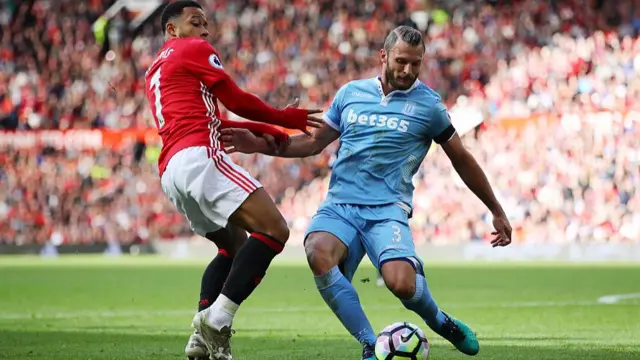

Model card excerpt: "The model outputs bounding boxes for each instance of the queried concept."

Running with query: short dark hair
[160,0,202,34]
[383,26,425,53]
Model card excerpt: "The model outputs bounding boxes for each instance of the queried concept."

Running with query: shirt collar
[375,76,420,97]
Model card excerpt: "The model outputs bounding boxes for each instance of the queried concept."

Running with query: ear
[166,22,177,37]
[380,48,387,65]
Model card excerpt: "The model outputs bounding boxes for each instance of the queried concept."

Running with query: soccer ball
[375,322,429,360]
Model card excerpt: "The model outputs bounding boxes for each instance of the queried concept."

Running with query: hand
[286,97,323,136]
[220,128,268,154]
[260,133,289,155]
[490,212,512,247]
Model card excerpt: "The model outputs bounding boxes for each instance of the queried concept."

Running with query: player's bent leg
[305,231,377,359]
[214,188,288,310]
[363,208,478,356]
[194,188,290,360]
[165,149,281,359]
[381,259,479,356]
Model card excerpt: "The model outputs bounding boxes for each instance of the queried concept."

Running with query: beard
[385,67,417,91]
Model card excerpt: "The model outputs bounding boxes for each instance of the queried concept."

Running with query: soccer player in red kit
[144,1,322,359]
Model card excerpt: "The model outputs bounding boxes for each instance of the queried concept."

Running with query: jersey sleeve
[323,84,348,132]
[429,102,457,144]
[181,38,228,88]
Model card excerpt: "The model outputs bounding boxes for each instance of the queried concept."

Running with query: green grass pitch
[0,256,639,359]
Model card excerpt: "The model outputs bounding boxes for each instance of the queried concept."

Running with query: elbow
[222,101,240,115]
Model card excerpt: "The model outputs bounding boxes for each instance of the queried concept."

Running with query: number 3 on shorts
[391,224,402,242]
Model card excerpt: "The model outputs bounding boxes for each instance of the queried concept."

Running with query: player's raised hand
[490,213,512,247]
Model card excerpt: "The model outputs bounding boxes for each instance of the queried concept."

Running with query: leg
[380,259,479,356]
[203,188,289,329]
[199,224,247,311]
[163,148,286,359]
[380,260,444,329]
[304,205,377,360]
[227,187,289,242]
[362,205,479,356]
[186,224,247,359]
[306,232,377,349]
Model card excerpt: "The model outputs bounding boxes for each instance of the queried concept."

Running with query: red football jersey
[144,37,228,176]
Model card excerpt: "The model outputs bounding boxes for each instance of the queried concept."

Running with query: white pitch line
[597,292,640,304]
[0,300,606,320]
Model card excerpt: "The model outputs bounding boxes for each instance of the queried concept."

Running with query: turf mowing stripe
[0,300,611,320]
[597,292,640,304]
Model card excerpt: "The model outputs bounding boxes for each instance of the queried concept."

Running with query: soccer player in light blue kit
[221,26,512,359]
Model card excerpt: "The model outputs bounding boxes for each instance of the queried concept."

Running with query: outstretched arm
[222,85,345,157]
[221,122,340,158]
[268,122,340,158]
[181,38,321,132]
[213,78,321,133]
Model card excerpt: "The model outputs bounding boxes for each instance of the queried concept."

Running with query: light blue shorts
[305,202,423,281]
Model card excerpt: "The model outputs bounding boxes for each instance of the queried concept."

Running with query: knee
[381,262,417,300]
[228,188,290,244]
[386,276,416,300]
[305,234,343,275]
[261,217,290,244]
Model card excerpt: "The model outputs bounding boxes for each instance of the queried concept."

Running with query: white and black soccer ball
[375,322,430,360]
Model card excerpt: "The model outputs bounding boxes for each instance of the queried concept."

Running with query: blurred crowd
[0,144,185,245]
[1,0,639,245]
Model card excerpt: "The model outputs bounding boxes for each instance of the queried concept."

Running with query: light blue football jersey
[323,77,454,213]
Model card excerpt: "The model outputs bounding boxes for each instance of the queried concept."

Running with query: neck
[380,73,395,96]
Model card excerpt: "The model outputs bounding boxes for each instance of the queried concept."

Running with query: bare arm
[266,122,339,158]
[220,122,340,158]
[440,134,505,216]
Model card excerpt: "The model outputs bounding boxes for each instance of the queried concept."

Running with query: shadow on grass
[0,329,638,360]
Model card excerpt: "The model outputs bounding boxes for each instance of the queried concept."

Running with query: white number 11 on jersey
[149,68,165,129]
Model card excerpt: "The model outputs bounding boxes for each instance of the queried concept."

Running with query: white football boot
[192,308,234,360]
[185,329,209,360]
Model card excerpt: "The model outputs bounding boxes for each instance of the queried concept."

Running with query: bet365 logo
[347,109,409,132]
